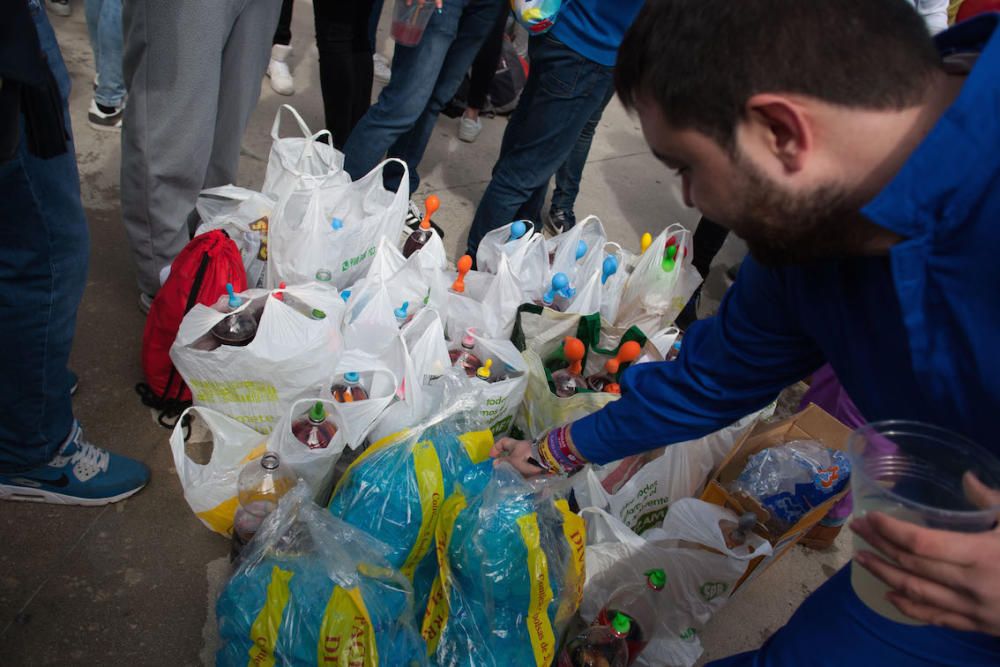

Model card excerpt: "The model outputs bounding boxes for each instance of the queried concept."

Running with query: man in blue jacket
[494,0,1000,663]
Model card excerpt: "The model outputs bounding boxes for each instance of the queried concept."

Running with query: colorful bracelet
[536,424,586,476]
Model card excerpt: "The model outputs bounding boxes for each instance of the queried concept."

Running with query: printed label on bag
[516,513,556,667]
[400,439,444,581]
[341,246,377,273]
[421,491,467,654]
[554,499,586,627]
[316,586,378,666]
[247,566,294,667]
[612,478,670,536]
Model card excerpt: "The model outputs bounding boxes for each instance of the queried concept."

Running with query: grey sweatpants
[120,0,282,296]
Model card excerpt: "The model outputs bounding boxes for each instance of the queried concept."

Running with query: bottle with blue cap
[330,217,344,231]
[331,371,369,402]
[394,301,412,327]
[602,255,619,285]
[508,220,528,242]
[211,283,259,346]
[538,272,576,311]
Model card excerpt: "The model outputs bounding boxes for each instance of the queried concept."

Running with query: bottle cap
[510,220,527,240]
[316,269,332,282]
[476,358,493,380]
[601,255,619,284]
[551,272,569,292]
[461,332,476,348]
[331,217,343,231]
[645,568,667,590]
[395,301,410,320]
[344,372,360,383]
[308,402,326,423]
[605,382,621,394]
[340,290,351,303]
[611,612,632,637]
[420,194,440,231]
[575,240,588,261]
[311,309,326,319]
[226,283,240,309]
[640,232,653,254]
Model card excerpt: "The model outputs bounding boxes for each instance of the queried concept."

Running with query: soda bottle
[508,220,528,242]
[550,337,586,398]
[475,358,494,382]
[539,272,576,311]
[587,341,642,392]
[665,334,683,362]
[331,372,369,403]
[449,328,482,377]
[291,401,338,450]
[402,195,440,258]
[595,569,667,664]
[211,283,258,346]
[231,451,295,561]
[558,612,631,667]
[274,282,326,320]
[720,511,758,550]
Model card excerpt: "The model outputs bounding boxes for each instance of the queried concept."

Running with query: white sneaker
[267,44,295,96]
[458,115,483,143]
[373,53,392,84]
[87,99,124,131]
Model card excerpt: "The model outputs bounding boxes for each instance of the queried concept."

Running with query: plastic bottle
[449,328,482,377]
[558,612,631,667]
[665,335,683,362]
[451,255,473,293]
[721,512,759,550]
[595,569,667,664]
[274,282,326,320]
[315,268,333,283]
[602,255,619,285]
[508,220,528,242]
[587,341,642,392]
[475,358,494,382]
[395,301,411,327]
[639,232,653,254]
[402,195,439,258]
[331,217,344,231]
[540,272,576,311]
[550,337,586,398]
[331,372,369,403]
[291,401,338,450]
[211,283,258,346]
[662,235,687,272]
[231,452,295,561]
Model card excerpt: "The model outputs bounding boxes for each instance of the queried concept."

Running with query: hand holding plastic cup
[848,421,1000,624]
[392,0,438,46]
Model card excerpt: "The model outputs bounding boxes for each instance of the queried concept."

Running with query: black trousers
[272,0,294,45]
[466,5,507,110]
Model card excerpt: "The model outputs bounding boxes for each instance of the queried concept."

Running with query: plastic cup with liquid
[391,0,435,47]
[848,421,1000,624]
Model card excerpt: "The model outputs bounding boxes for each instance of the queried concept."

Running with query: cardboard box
[700,403,853,593]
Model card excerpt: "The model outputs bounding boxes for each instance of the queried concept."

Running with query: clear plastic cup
[391,0,435,46]
[848,421,1000,624]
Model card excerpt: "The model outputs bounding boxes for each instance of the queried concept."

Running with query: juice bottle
[558,613,631,667]
[402,195,439,258]
[586,341,641,392]
[539,272,576,311]
[231,452,295,561]
[550,337,586,398]
[395,301,412,327]
[331,372,369,403]
[291,402,338,450]
[595,569,666,664]
[211,283,258,346]
[449,329,482,377]
[451,255,473,293]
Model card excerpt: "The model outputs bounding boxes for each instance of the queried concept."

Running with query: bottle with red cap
[449,328,482,377]
[587,341,642,392]
[558,612,631,667]
[595,568,667,664]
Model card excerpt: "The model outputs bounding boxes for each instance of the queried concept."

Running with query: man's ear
[743,94,812,173]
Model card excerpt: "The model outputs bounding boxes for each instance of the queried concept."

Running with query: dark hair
[616,0,944,148]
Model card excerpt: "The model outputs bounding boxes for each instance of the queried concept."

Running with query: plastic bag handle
[271,104,313,141]
[292,129,336,172]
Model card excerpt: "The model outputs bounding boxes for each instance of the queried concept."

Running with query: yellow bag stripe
[400,439,445,580]
[554,499,587,627]
[516,513,556,667]
[316,586,379,666]
[331,428,412,497]
[458,430,494,464]
[247,566,294,667]
[421,491,467,654]
[240,443,267,465]
[197,495,241,536]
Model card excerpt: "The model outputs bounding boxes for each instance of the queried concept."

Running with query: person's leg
[204,0,283,194]
[272,0,294,45]
[465,4,508,115]
[120,0,232,297]
[387,0,504,192]
[313,0,369,147]
[708,565,1000,666]
[350,0,377,139]
[465,34,614,256]
[368,0,385,51]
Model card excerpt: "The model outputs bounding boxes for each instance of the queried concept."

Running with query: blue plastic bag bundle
[425,464,586,667]
[729,439,851,532]
[216,484,426,666]
[327,398,495,628]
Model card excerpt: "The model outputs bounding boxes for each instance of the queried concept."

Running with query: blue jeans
[547,78,616,227]
[0,4,89,470]
[343,0,504,192]
[85,0,126,107]
[708,565,1000,666]
[466,34,614,255]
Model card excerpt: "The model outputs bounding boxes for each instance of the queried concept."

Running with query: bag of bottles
[476,220,548,304]
[598,242,635,324]
[217,484,428,667]
[447,253,526,340]
[328,346,403,448]
[545,215,607,295]
[194,185,277,289]
[426,464,586,666]
[327,400,496,627]
[261,104,348,205]
[580,499,773,667]
[170,284,345,434]
[266,398,349,502]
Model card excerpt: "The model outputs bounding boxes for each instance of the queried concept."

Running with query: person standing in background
[457,6,509,143]
[267,0,296,95]
[84,0,126,129]
[120,0,282,313]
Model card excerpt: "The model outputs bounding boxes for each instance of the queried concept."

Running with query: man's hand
[490,437,549,477]
[851,473,1000,636]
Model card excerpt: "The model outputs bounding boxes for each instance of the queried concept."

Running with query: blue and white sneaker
[0,422,150,506]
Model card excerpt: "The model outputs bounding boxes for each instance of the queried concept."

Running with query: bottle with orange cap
[451,254,473,293]
[550,337,587,397]
[402,195,440,258]
[586,341,642,392]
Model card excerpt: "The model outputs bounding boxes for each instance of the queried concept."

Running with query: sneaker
[458,115,482,143]
[544,208,574,236]
[0,422,150,506]
[373,53,392,84]
[45,0,71,16]
[267,44,295,96]
[138,292,154,315]
[405,200,445,239]
[88,99,123,131]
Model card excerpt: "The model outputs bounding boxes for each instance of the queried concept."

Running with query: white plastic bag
[616,225,702,332]
[446,254,525,339]
[262,104,347,202]
[581,500,773,667]
[268,158,409,289]
[461,331,529,437]
[170,284,345,434]
[475,221,548,303]
[329,345,402,447]
[195,185,276,289]
[265,397,348,501]
[599,242,635,323]
[546,215,607,292]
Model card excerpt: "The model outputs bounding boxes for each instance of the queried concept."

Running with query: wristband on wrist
[539,424,586,475]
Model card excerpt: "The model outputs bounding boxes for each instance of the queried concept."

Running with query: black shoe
[544,208,574,236]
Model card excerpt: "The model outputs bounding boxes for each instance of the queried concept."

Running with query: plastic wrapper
[216,484,427,666]
[327,398,496,626]
[728,439,850,532]
[427,464,586,667]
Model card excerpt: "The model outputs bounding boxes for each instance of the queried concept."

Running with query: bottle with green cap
[595,568,667,664]
[557,611,630,667]
[291,401,338,450]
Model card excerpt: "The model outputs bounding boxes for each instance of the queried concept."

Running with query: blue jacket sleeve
[572,259,826,464]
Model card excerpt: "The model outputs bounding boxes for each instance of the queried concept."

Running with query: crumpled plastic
[216,483,427,666]
[729,439,850,531]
